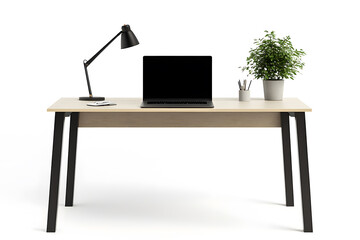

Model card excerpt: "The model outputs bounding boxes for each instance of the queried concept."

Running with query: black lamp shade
[121,25,139,49]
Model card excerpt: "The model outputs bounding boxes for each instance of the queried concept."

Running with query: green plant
[242,30,306,80]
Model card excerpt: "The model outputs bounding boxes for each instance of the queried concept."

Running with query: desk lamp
[79,24,139,101]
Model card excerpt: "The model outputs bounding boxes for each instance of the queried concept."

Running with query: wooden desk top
[47,98,311,113]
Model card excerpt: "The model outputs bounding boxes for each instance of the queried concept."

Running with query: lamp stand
[79,59,105,101]
[79,30,124,101]
[78,24,139,101]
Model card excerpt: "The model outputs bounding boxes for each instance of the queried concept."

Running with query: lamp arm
[83,61,93,97]
[85,31,123,66]
[83,30,123,97]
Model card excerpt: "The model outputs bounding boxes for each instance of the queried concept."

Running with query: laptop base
[141,101,214,108]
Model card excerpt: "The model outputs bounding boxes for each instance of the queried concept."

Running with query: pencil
[247,80,252,91]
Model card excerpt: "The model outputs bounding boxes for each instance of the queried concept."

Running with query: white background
[0,0,359,239]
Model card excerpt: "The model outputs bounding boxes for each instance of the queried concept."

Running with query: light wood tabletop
[48,98,311,112]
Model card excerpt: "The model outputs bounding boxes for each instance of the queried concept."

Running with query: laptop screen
[143,56,212,100]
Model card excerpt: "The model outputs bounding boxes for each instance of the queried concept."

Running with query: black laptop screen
[143,56,212,100]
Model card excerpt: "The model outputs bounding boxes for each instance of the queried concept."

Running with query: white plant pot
[263,80,284,101]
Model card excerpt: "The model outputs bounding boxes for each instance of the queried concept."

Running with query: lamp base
[79,96,105,101]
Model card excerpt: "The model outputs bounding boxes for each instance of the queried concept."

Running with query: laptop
[141,56,214,108]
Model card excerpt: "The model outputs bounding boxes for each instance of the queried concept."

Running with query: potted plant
[242,30,306,100]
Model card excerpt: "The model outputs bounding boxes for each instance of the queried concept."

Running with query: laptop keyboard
[147,101,208,104]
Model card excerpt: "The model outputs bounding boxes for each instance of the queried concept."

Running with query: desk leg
[295,112,313,232]
[281,112,294,206]
[46,112,65,232]
[65,112,79,207]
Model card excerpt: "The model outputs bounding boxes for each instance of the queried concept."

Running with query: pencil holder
[239,90,250,101]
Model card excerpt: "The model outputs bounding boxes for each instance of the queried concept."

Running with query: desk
[46,98,313,232]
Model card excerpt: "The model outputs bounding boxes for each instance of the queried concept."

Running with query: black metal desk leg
[65,112,79,207]
[281,112,294,207]
[295,112,313,232]
[46,112,65,232]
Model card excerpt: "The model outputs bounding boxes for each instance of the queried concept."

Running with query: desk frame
[46,111,313,232]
